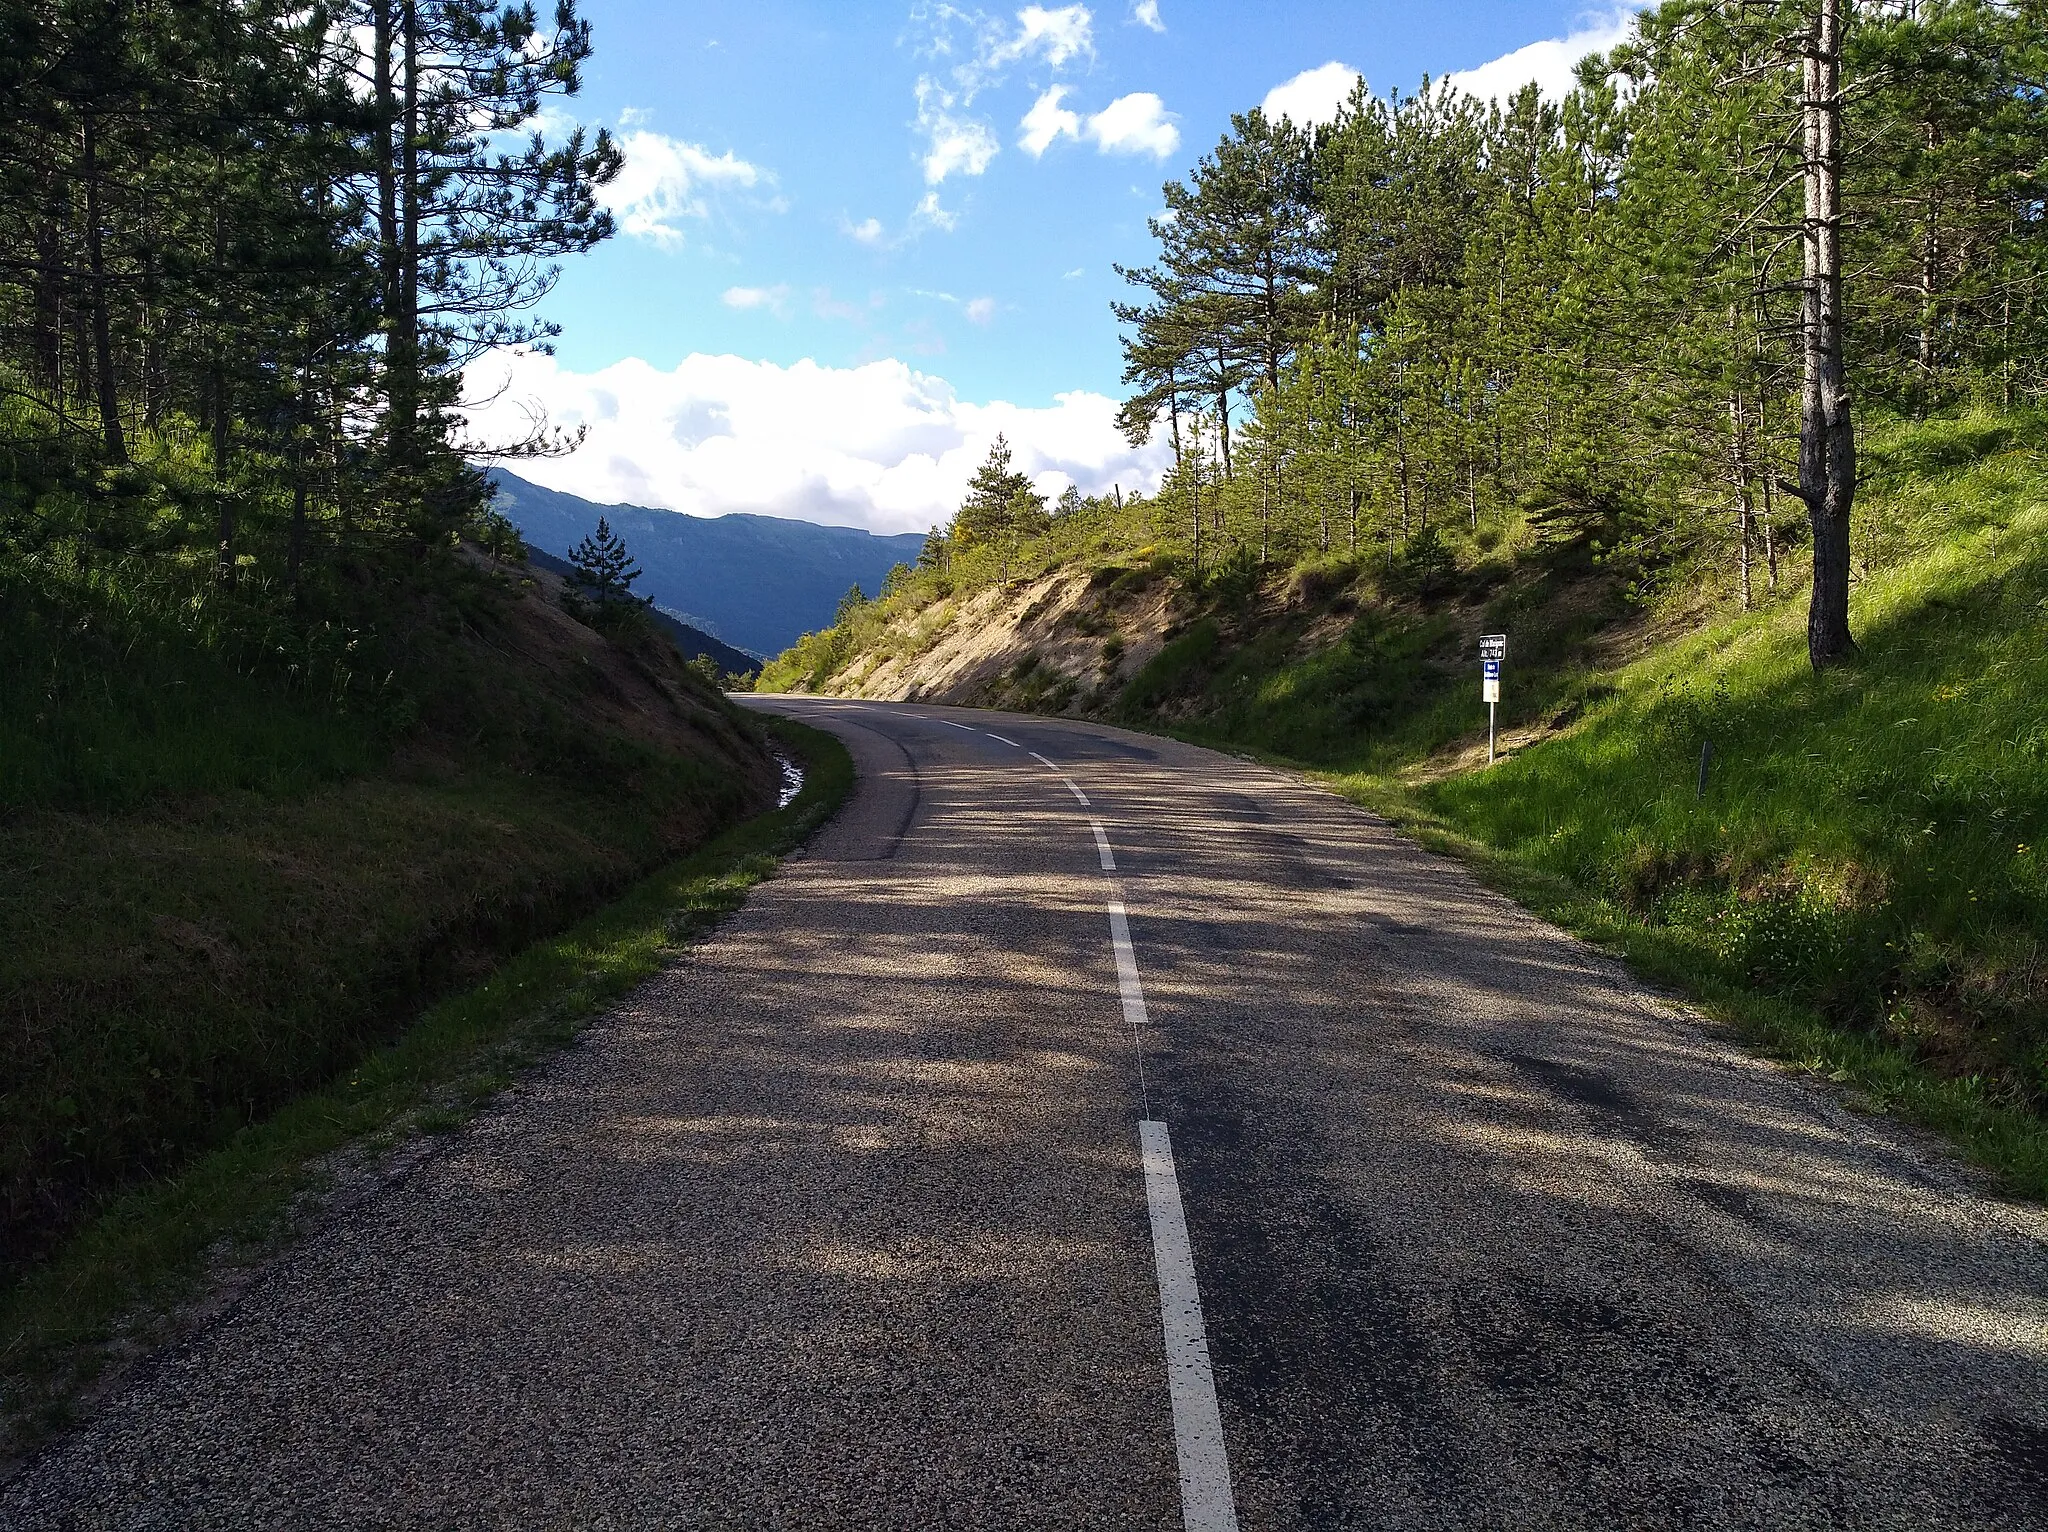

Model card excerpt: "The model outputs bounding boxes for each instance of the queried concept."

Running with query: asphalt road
[6,699,2046,1529]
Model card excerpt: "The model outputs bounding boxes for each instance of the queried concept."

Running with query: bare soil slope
[816,565,1181,711]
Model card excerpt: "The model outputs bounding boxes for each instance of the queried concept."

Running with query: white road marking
[1030,751,1093,806]
[939,719,977,731]
[1008,736,1239,1530]
[1139,1120,1240,1532]
[1091,822,1116,870]
[1104,898,1150,1045]
[985,732,1022,748]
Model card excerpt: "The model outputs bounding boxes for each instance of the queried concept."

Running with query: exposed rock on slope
[815,565,1179,711]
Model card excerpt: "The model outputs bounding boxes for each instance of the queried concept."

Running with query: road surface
[5,698,2045,1529]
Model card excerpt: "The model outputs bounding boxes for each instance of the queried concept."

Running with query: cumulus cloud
[1447,8,1641,104]
[1020,86,1083,156]
[844,215,886,245]
[462,349,1171,535]
[1132,1,1163,32]
[599,131,769,246]
[1261,62,1363,129]
[1021,87,1179,159]
[1086,92,1178,156]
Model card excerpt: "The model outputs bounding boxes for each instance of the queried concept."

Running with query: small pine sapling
[566,516,645,607]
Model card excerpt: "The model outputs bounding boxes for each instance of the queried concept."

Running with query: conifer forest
[904,0,2048,672]
[0,0,617,605]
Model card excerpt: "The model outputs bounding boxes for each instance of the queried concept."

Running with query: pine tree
[952,435,1042,546]
[567,516,643,606]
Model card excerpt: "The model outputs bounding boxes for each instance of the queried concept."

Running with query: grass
[0,516,785,1271]
[0,715,852,1456]
[3,761,737,1248]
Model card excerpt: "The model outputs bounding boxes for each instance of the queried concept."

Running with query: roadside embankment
[1,547,778,1278]
[0,707,851,1459]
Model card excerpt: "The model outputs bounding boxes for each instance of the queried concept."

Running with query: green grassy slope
[1396,432,2048,1186]
[1,541,779,1274]
[767,412,2048,1191]
[1,717,849,1454]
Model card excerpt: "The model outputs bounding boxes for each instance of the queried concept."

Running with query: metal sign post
[1479,635,1506,764]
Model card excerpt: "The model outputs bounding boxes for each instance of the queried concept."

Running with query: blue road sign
[1483,659,1501,679]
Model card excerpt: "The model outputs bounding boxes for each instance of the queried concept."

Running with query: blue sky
[467,2,1640,532]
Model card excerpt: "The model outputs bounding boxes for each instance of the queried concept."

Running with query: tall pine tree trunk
[398,0,421,469]
[373,0,407,469]
[1167,365,1183,476]
[1798,0,1856,669]
[211,151,235,587]
[1214,355,1232,480]
[1395,409,1412,539]
[80,110,126,462]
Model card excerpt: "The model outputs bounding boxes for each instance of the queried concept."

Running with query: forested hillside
[760,0,2048,1187]
[0,2,782,1273]
[490,470,929,657]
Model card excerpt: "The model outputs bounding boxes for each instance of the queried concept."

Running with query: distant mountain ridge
[487,469,927,657]
[523,547,758,676]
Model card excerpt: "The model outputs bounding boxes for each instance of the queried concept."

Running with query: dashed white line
[1031,752,1094,806]
[939,719,977,731]
[1139,1121,1240,1532]
[1104,898,1150,1052]
[958,727,1240,1529]
[1091,822,1116,871]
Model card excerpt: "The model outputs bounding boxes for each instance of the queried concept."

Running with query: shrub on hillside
[1291,554,1360,607]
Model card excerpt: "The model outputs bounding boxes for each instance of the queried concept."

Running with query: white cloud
[1020,86,1083,156]
[721,284,791,317]
[1085,92,1179,157]
[910,288,997,325]
[462,348,1171,536]
[922,113,999,183]
[1063,267,1085,278]
[844,215,886,246]
[1022,88,1179,159]
[1447,9,1641,104]
[616,105,653,128]
[1132,1,1163,32]
[992,5,1095,68]
[910,191,958,235]
[1262,62,1363,129]
[600,131,768,246]
[916,77,999,184]
[910,4,1101,192]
